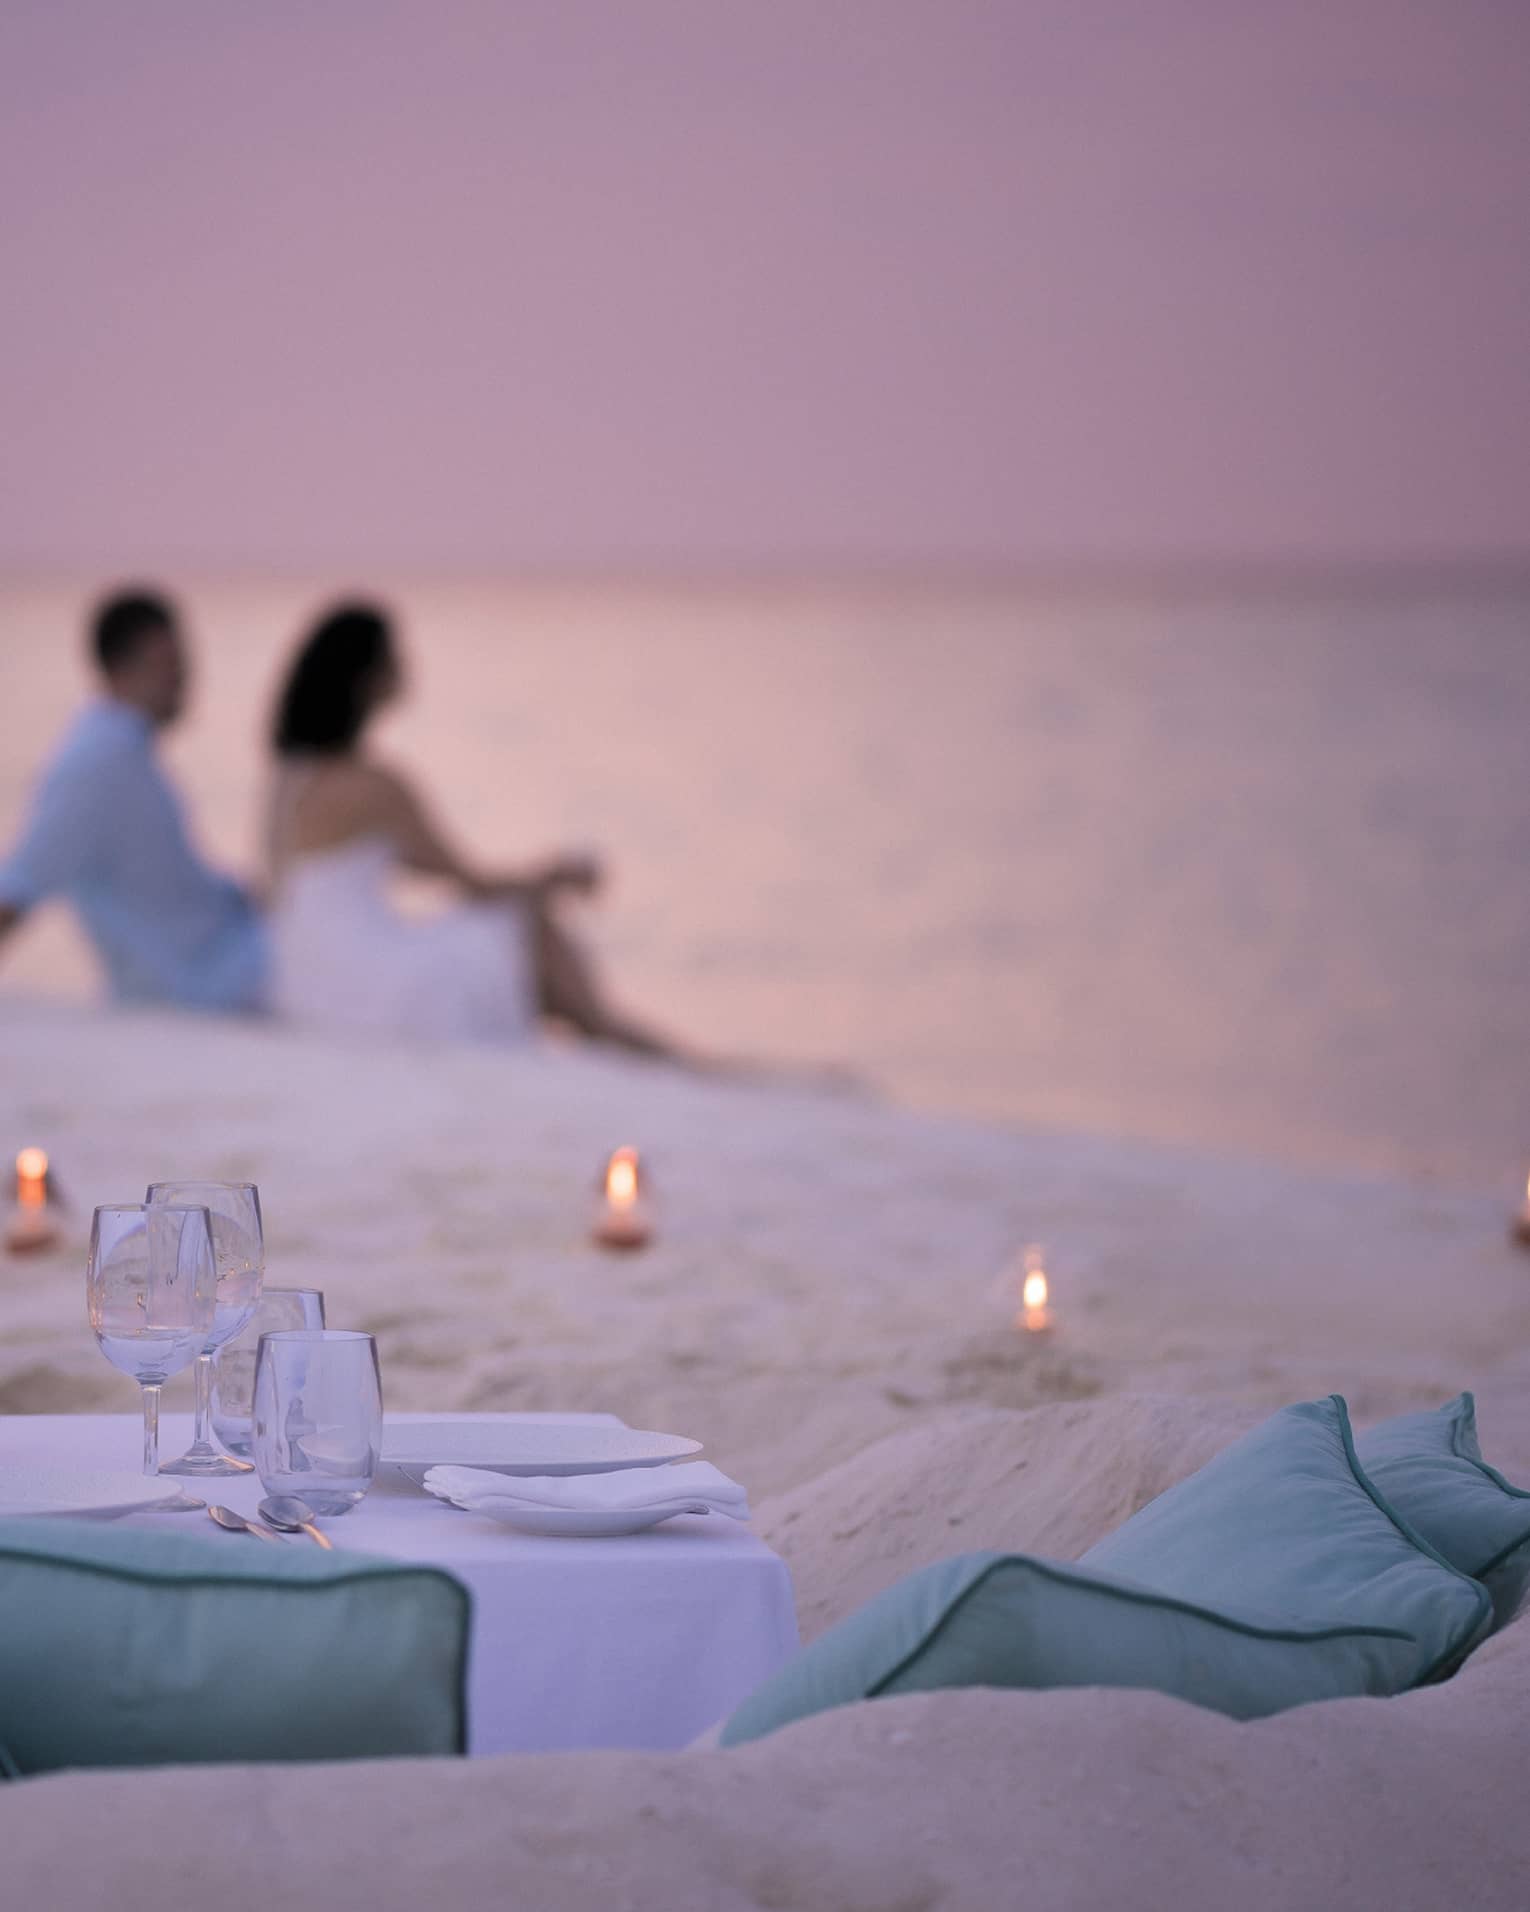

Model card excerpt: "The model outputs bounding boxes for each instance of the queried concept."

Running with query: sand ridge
[3,998,1527,1491]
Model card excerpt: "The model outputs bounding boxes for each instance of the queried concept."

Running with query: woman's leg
[530,905,684,1059]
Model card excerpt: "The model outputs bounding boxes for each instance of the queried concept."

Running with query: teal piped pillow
[720,1397,1490,1748]
[0,1520,470,1775]
[1357,1393,1530,1628]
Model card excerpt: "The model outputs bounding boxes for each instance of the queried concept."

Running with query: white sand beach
[2,995,1529,1907]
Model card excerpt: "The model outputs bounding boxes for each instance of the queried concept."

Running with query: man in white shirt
[0,590,268,1011]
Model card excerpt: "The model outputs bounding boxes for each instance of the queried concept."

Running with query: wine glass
[87,1204,218,1475]
[212,1287,326,1457]
[146,1180,265,1476]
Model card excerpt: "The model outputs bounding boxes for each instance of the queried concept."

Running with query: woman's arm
[371,765,600,901]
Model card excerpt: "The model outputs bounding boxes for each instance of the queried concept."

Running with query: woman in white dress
[265,602,682,1056]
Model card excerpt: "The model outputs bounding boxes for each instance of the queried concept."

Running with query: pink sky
[0,2,1526,574]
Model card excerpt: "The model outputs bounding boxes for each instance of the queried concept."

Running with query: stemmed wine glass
[146,1181,265,1476]
[87,1204,218,1476]
[212,1287,327,1458]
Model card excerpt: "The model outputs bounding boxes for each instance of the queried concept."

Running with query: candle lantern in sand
[5,1147,61,1254]
[1016,1243,1054,1334]
[1513,1171,1530,1250]
[593,1146,653,1252]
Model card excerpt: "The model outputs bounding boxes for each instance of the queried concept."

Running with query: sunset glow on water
[3,576,1527,1186]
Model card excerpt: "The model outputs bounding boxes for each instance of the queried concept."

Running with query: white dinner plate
[381,1421,702,1476]
[471,1505,711,1538]
[0,1468,190,1519]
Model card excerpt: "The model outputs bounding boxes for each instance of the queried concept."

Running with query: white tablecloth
[0,1412,799,1755]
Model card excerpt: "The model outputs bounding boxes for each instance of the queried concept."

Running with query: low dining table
[0,1410,799,1756]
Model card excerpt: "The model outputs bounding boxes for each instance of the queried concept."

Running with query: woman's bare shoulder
[273,754,417,852]
[348,755,426,812]
[291,754,415,803]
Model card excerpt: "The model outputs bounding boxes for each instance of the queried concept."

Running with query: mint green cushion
[1357,1393,1530,1628]
[720,1396,1489,1748]
[0,1520,470,1774]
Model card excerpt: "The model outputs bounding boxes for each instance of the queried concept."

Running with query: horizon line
[3,551,1529,605]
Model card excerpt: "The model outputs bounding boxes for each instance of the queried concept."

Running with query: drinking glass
[253,1330,382,1515]
[212,1288,327,1457]
[146,1181,265,1477]
[87,1204,218,1475]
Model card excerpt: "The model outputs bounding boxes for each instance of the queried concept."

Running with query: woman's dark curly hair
[272,602,396,756]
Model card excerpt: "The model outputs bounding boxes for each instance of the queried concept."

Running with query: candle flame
[605,1148,640,1207]
[1022,1268,1048,1311]
[16,1148,47,1208]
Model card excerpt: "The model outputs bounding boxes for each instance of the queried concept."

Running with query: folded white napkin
[423,1460,749,1520]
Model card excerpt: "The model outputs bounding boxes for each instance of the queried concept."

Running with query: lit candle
[594,1146,653,1251]
[1017,1244,1053,1334]
[1513,1170,1530,1249]
[5,1147,59,1254]
[17,1147,46,1209]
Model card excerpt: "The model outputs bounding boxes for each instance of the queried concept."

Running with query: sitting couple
[0,589,682,1058]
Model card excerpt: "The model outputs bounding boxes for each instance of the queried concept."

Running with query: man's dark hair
[91,590,177,672]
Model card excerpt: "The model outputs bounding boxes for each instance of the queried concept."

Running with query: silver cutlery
[208,1504,284,1543]
[258,1494,333,1548]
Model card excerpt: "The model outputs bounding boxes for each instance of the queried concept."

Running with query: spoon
[259,1495,333,1549]
[208,1504,283,1544]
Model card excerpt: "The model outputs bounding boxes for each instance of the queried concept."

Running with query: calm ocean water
[2,579,1527,1187]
